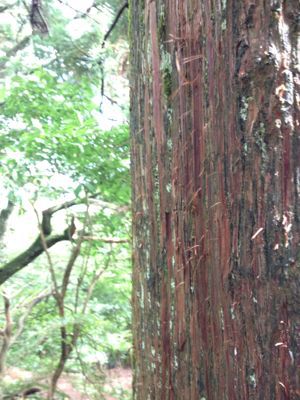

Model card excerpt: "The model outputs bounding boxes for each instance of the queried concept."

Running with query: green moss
[254,122,267,155]
[163,68,172,98]
[166,108,173,124]
[160,50,172,100]
[158,7,166,42]
[221,0,227,31]
[254,121,268,175]
[127,0,132,34]
[239,96,249,122]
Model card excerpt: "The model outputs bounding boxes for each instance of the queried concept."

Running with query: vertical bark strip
[130,0,300,399]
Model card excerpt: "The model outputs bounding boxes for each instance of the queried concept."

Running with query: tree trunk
[0,296,12,375]
[48,353,68,400]
[130,1,299,399]
[0,201,13,243]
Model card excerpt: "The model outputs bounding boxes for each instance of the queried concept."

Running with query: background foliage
[0,0,131,398]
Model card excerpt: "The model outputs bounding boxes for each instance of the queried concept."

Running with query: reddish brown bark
[130,0,299,399]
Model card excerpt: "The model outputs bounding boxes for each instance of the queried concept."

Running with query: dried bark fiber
[130,1,300,399]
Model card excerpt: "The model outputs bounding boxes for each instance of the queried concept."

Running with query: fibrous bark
[130,0,299,399]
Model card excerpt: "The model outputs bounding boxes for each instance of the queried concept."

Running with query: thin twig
[55,0,102,26]
[99,1,128,108]
[82,236,129,243]
[74,250,90,314]
[12,291,53,345]
[33,206,59,296]
[82,253,112,314]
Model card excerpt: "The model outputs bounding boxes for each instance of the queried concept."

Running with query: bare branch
[88,198,130,213]
[74,242,91,313]
[82,236,129,243]
[98,0,128,107]
[82,254,112,315]
[101,1,129,48]
[61,199,90,299]
[4,36,31,58]
[0,36,31,71]
[48,201,91,398]
[34,206,60,296]
[0,3,18,13]
[12,291,53,345]
[81,267,105,315]
[60,237,83,300]
[55,0,102,26]
[0,195,100,285]
[0,230,74,285]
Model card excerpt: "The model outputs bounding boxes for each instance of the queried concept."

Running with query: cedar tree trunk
[130,0,299,399]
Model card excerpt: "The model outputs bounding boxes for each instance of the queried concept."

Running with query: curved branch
[101,1,129,48]
[82,236,129,243]
[0,195,102,285]
[5,36,31,58]
[0,3,18,13]
[0,230,73,285]
[0,36,32,71]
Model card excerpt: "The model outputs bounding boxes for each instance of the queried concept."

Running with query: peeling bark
[130,1,299,399]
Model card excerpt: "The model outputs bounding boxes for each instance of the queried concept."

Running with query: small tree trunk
[48,352,69,400]
[0,296,12,376]
[0,201,14,265]
[0,201,13,242]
